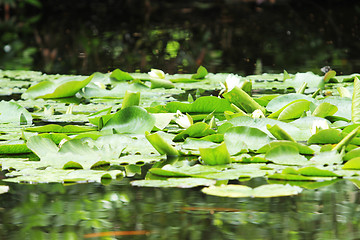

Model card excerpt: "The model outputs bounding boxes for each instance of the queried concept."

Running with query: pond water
[1,178,360,239]
[2,1,360,239]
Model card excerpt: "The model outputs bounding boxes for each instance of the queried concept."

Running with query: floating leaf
[24,74,94,99]
[131,178,215,188]
[307,128,342,145]
[25,124,96,133]
[0,140,32,154]
[173,122,215,142]
[266,124,295,142]
[312,102,338,118]
[166,96,232,113]
[0,101,32,124]
[266,93,313,113]
[223,86,265,113]
[352,76,360,123]
[298,167,339,177]
[202,184,302,198]
[265,145,308,165]
[257,141,314,155]
[110,69,134,81]
[102,106,155,134]
[277,100,310,120]
[26,135,59,159]
[191,66,208,79]
[145,131,179,156]
[224,126,271,154]
[333,126,360,152]
[199,142,232,165]
[343,157,360,170]
[150,78,175,89]
[121,91,140,109]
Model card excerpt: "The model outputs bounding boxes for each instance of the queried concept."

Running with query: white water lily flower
[219,74,242,95]
[311,119,329,135]
[251,109,265,118]
[175,110,193,129]
[148,69,165,79]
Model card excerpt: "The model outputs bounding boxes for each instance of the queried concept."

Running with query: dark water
[0,179,360,240]
[1,178,360,240]
[1,0,360,75]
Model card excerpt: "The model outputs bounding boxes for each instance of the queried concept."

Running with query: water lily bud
[252,109,265,118]
[175,110,193,129]
[225,74,241,92]
[311,119,329,135]
[148,69,165,79]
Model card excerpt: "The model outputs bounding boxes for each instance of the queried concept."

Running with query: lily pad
[224,126,271,154]
[102,106,155,134]
[201,184,302,198]
[0,101,32,124]
[131,178,215,188]
[265,145,308,165]
[23,74,94,99]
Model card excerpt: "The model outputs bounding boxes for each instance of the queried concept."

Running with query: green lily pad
[352,76,360,123]
[110,69,134,81]
[201,184,302,198]
[343,157,360,170]
[23,74,94,99]
[165,96,232,113]
[173,122,215,142]
[102,106,155,134]
[0,101,32,124]
[199,142,232,165]
[191,66,208,79]
[307,128,343,145]
[5,167,123,183]
[265,145,308,165]
[131,178,215,188]
[257,141,314,155]
[0,140,32,154]
[312,102,338,118]
[224,126,271,154]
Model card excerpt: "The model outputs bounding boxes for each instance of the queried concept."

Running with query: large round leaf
[202,184,302,198]
[23,74,94,99]
[0,101,32,124]
[265,145,308,165]
[224,126,271,154]
[102,106,155,134]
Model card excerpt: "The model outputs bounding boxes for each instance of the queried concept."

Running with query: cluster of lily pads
[1,66,360,198]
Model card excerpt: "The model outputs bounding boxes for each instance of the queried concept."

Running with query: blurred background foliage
[1,0,360,76]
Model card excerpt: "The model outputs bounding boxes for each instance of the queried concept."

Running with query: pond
[2,1,360,239]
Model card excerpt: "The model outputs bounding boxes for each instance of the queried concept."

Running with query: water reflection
[1,178,360,239]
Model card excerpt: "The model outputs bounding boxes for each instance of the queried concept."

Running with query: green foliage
[2,69,360,199]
